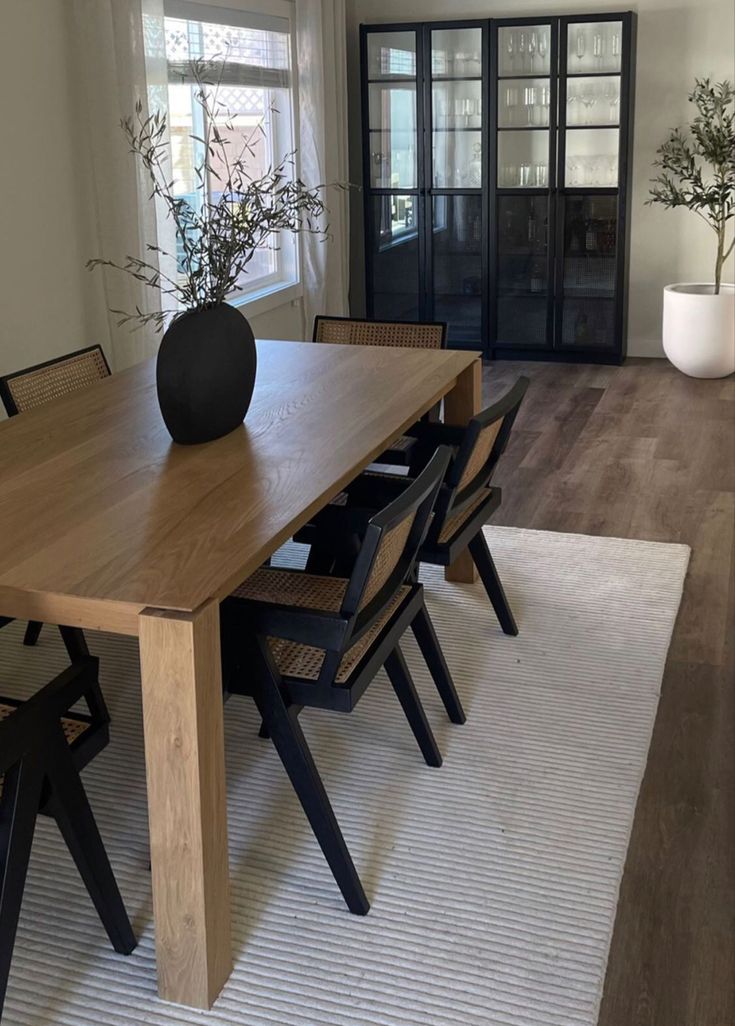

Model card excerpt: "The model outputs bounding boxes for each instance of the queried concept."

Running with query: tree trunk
[715,224,725,295]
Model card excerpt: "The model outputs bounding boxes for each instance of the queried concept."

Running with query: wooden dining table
[0,338,480,1009]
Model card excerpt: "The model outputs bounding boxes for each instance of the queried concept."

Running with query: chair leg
[0,755,45,1020]
[44,730,136,956]
[384,647,443,768]
[23,621,43,647]
[259,705,303,739]
[411,605,466,725]
[250,647,369,916]
[468,533,519,636]
[57,626,90,662]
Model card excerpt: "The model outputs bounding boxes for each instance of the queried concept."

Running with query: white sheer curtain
[296,0,350,332]
[72,0,174,369]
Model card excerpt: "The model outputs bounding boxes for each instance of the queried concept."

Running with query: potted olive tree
[89,60,326,444]
[647,78,734,378]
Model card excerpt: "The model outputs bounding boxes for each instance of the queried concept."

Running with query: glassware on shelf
[593,34,604,69]
[580,84,598,124]
[576,30,586,64]
[528,32,537,70]
[505,86,518,126]
[606,156,618,185]
[604,80,619,122]
[518,32,527,71]
[534,163,548,187]
[540,85,551,125]
[524,86,537,125]
[467,143,482,186]
[519,163,531,186]
[506,30,515,70]
[611,31,621,69]
[538,31,548,67]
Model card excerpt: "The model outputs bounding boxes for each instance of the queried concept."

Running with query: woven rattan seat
[0,701,90,798]
[233,567,347,610]
[232,568,410,682]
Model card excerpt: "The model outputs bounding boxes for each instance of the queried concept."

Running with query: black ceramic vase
[156,303,257,445]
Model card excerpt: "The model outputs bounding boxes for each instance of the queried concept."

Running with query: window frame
[162,0,303,316]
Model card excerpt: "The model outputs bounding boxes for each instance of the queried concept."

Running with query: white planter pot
[662,283,735,378]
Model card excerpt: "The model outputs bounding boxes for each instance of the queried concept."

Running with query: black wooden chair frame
[221,449,462,916]
[299,377,530,638]
[0,658,135,1019]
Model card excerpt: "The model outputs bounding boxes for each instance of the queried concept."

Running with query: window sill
[230,281,303,320]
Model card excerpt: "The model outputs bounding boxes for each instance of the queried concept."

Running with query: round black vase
[156,303,257,445]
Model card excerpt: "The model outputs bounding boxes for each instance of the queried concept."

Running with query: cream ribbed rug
[1,527,689,1026]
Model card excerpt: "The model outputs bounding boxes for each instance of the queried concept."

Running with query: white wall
[0,0,99,379]
[346,0,735,357]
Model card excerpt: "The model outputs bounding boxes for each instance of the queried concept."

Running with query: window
[163,1,298,305]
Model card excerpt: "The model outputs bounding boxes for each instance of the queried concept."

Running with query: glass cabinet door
[495,194,551,347]
[432,195,483,343]
[366,31,419,189]
[496,23,554,192]
[430,27,484,190]
[429,25,485,345]
[558,194,618,349]
[562,20,623,187]
[367,194,422,322]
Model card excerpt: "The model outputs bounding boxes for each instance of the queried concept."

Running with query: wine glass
[518,32,527,71]
[505,86,518,126]
[567,84,578,125]
[506,30,515,71]
[593,34,604,70]
[567,159,579,186]
[528,32,537,71]
[611,31,621,70]
[540,85,551,125]
[524,86,537,125]
[605,80,619,122]
[576,30,586,65]
[538,31,548,69]
[581,84,597,124]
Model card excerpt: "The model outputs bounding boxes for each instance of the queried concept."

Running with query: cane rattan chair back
[341,447,450,635]
[429,377,529,543]
[0,345,110,417]
[313,316,447,350]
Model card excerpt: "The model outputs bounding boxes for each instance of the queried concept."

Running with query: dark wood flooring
[483,357,734,1026]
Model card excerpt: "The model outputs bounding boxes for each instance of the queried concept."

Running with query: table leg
[138,599,232,1009]
[443,358,482,583]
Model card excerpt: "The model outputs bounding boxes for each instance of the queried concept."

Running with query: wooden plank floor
[484,357,734,1026]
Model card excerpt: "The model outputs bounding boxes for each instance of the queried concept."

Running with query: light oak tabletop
[0,339,479,630]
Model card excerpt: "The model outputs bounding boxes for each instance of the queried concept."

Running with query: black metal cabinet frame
[359,12,636,364]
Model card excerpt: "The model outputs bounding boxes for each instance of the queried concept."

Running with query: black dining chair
[0,656,136,1020]
[220,447,462,915]
[299,377,530,640]
[0,345,110,650]
[312,316,447,466]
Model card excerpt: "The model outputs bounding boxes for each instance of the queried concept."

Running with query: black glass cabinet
[360,13,636,363]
